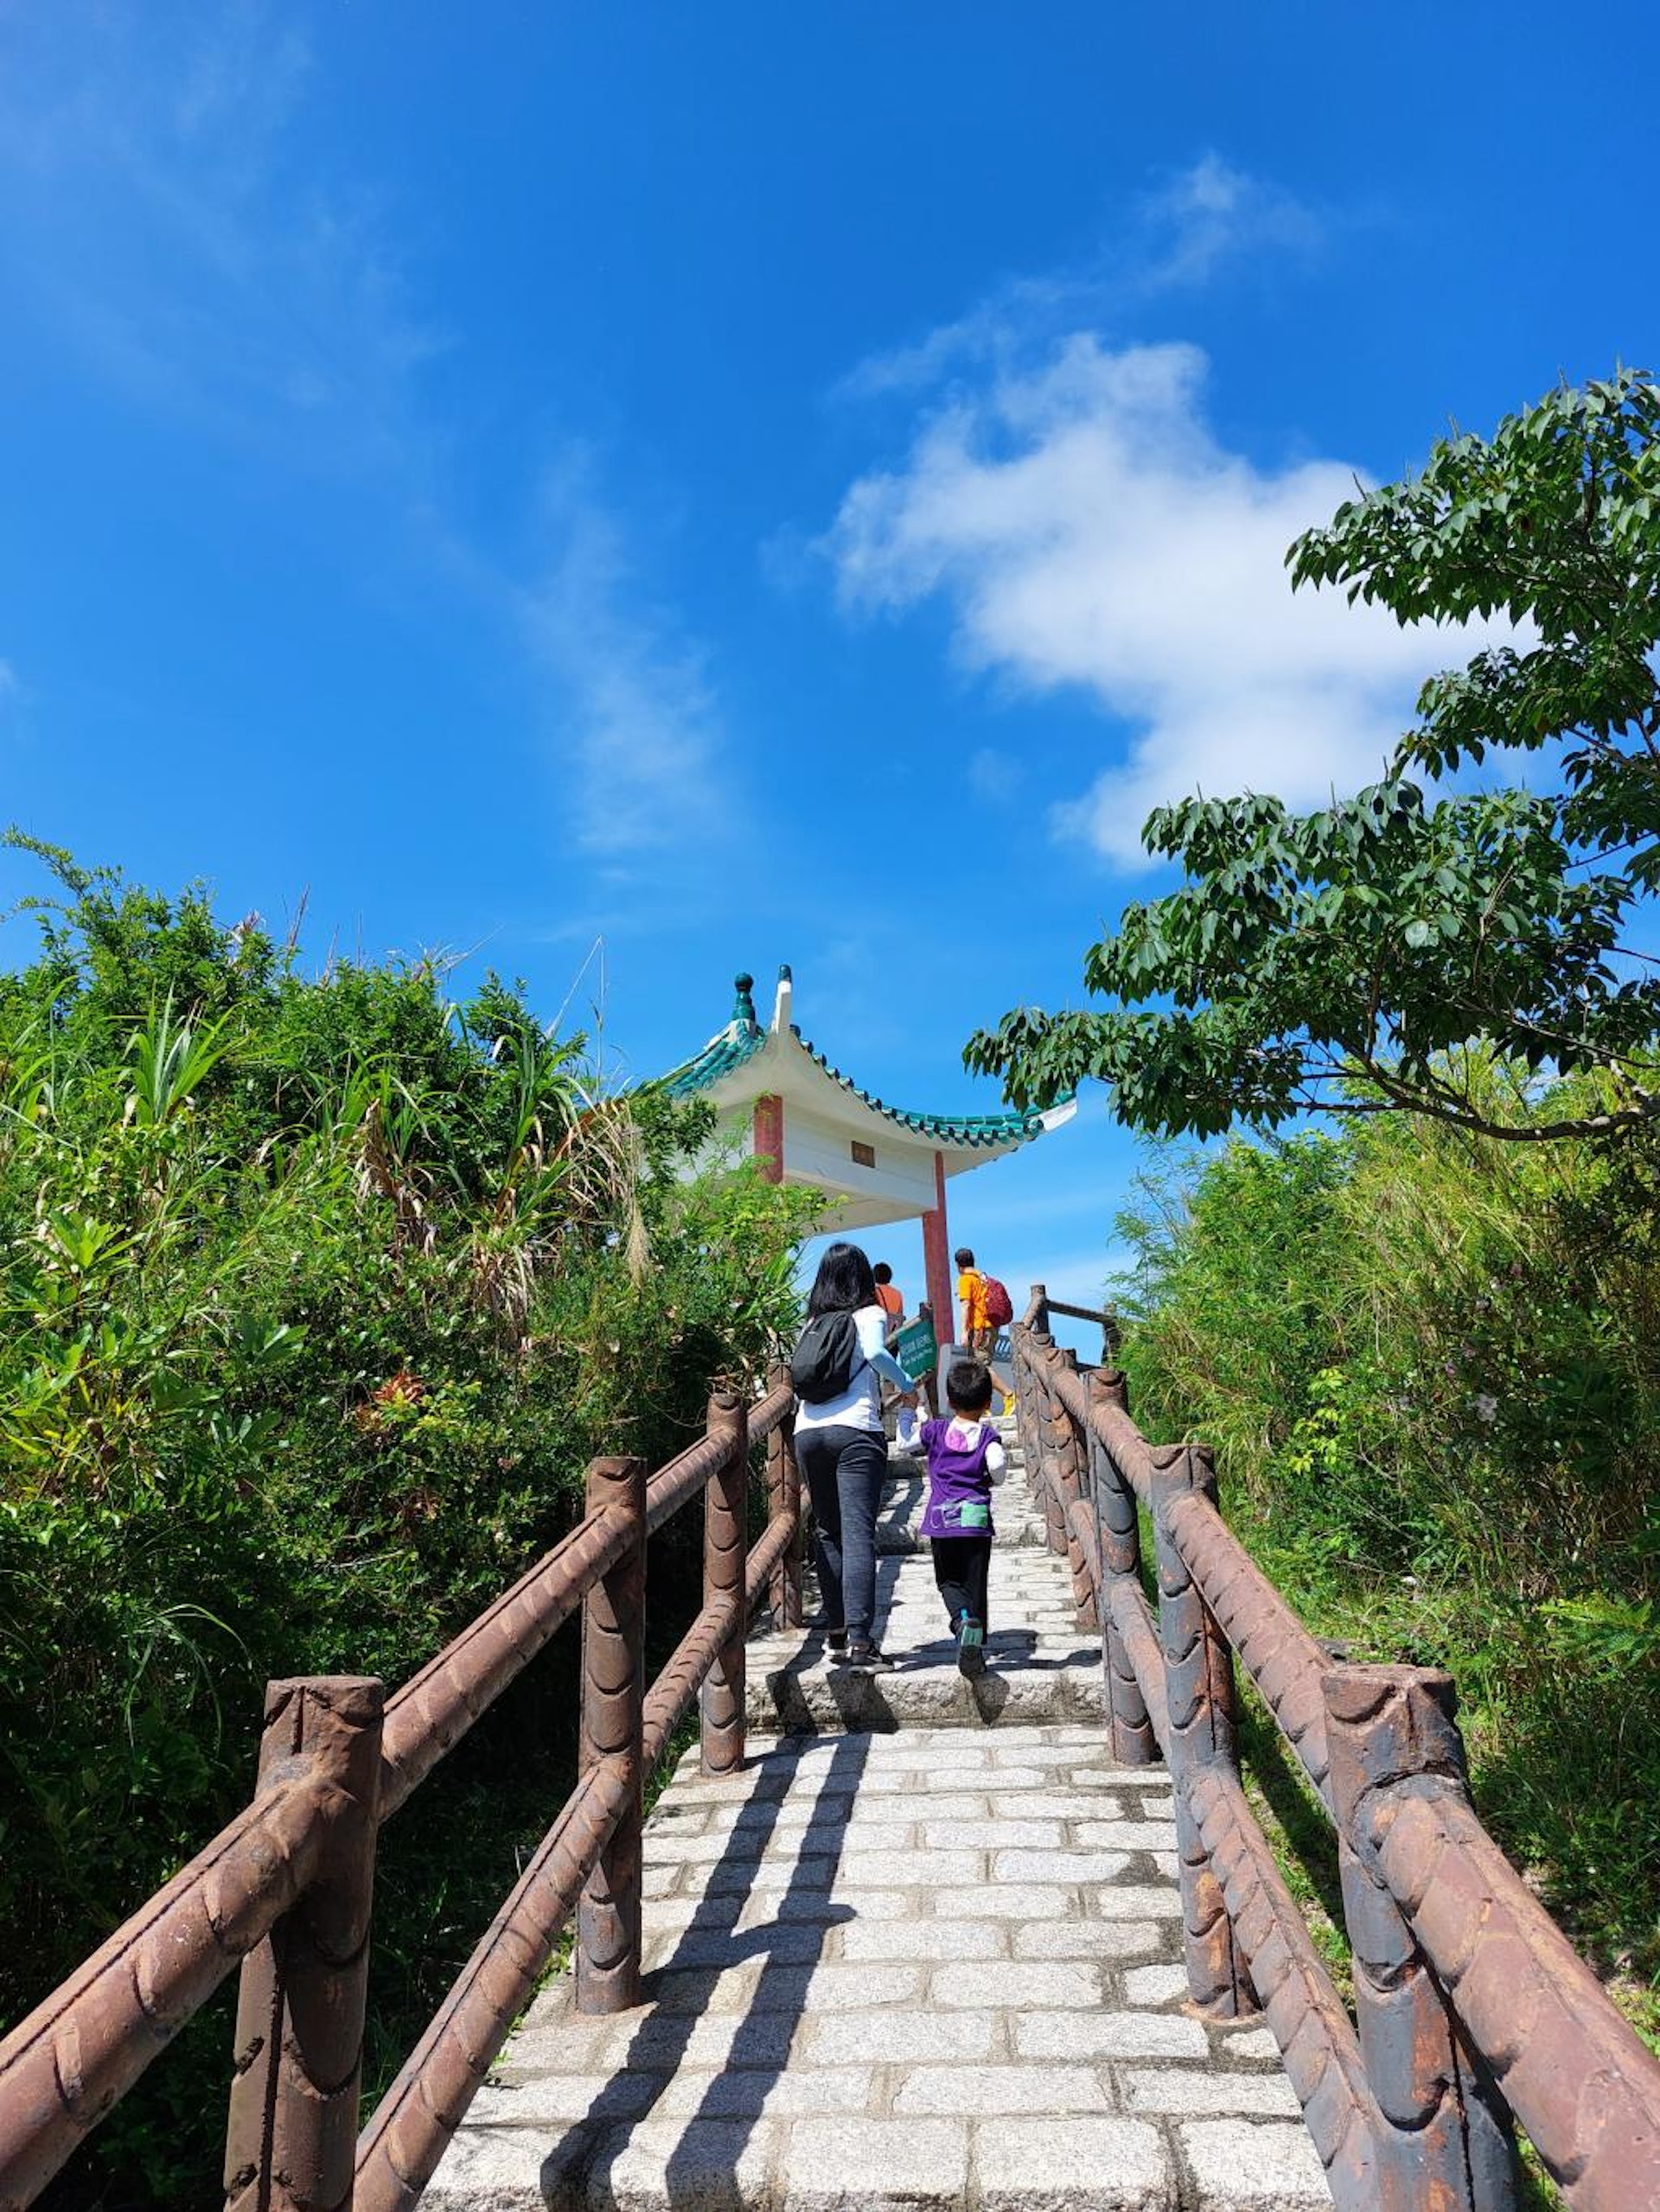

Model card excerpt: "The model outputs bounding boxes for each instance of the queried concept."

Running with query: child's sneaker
[955,1611,986,1679]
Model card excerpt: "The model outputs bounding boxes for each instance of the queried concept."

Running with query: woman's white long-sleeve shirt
[792,1304,914,1437]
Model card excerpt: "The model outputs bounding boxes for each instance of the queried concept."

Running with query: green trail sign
[895,1314,938,1383]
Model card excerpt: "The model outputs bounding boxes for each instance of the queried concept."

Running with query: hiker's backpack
[788,1310,863,1404]
[980,1275,1014,1329]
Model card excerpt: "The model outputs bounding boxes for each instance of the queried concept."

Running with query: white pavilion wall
[780,1100,935,1218]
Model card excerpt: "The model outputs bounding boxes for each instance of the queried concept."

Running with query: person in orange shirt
[872,1262,904,1341]
[954,1246,996,1362]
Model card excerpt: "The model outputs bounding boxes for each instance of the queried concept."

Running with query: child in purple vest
[918,1359,1006,1677]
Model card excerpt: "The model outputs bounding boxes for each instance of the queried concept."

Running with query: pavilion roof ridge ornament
[658,962,1076,1150]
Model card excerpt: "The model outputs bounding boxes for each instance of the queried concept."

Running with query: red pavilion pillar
[752,1093,784,1183]
[921,1148,954,1348]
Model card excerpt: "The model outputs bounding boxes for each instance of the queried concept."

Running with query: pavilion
[658,966,1075,1335]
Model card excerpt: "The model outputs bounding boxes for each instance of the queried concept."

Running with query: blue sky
[2,3,1655,1341]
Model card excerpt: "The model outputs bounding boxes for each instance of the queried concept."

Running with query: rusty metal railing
[1010,1302,1660,2211]
[0,1370,799,2212]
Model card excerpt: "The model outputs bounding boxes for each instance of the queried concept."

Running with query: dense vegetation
[0,838,814,2209]
[1112,1083,1660,2044]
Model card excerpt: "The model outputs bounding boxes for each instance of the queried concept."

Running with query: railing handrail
[0,1370,801,2212]
[1011,1309,1660,2211]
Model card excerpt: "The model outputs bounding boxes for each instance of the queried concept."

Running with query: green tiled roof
[787,1025,1052,1149]
[660,970,1059,1151]
[661,1018,768,1099]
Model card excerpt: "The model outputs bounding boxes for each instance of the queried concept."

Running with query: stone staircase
[426,1416,1331,2209]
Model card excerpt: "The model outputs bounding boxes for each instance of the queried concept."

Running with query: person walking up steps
[917,1358,1006,1678]
[789,1241,918,1673]
[955,1244,1016,1412]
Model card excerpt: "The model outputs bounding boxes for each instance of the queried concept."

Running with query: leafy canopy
[967,371,1660,1144]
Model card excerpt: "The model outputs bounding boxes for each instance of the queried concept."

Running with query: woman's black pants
[795,1424,887,1645]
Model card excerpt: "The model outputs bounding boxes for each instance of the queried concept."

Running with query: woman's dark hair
[946,1359,994,1415]
[808,1240,878,1317]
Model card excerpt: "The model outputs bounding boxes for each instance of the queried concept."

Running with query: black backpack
[788,1310,864,1405]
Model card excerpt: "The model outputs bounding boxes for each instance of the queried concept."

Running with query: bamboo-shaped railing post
[1322,1664,1518,2209]
[1010,1328,1040,1489]
[1027,1331,1070,1565]
[1050,1346,1097,1630]
[1152,1444,1259,2018]
[1088,1367,1156,1766]
[1009,1287,1049,1514]
[701,1388,748,1776]
[223,1675,385,2212]
[576,1454,646,2014]
[765,1361,802,1629]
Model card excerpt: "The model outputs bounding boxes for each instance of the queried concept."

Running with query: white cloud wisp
[518,496,725,862]
[825,335,1507,862]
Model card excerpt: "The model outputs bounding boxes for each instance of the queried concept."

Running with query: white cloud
[518,489,725,860]
[824,334,1509,862]
[835,156,1321,402]
[1135,152,1322,290]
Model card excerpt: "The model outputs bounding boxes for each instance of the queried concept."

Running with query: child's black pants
[930,1534,992,1629]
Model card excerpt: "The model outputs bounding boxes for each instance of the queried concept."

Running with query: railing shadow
[533,1731,872,2202]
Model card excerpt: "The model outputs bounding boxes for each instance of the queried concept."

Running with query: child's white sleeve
[986,1437,1007,1485]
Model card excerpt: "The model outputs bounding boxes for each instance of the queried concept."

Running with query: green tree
[967,371,1660,1144]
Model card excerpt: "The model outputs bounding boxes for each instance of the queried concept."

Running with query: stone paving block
[836,1844,983,1884]
[929,1960,1100,2010]
[1015,2010,1210,2061]
[804,2008,999,2065]
[646,1827,775,1865]
[1122,2068,1301,2117]
[839,1917,1006,1962]
[1073,1820,1182,1852]
[992,1848,1133,1884]
[599,2010,799,2074]
[650,1922,827,1971]
[1121,1962,1190,2005]
[920,1817,1063,1848]
[892,2063,1111,2116]
[799,1960,926,2009]
[973,2115,1172,2210]
[736,1889,909,1928]
[929,1882,1077,1921]
[583,2118,778,2210]
[478,2071,664,2126]
[421,2120,589,2211]
[654,2067,877,2119]
[1179,2119,1333,2205]
[1014,1920,1168,1961]
[645,1962,767,2014]
[1216,2025,1282,2061]
[498,2011,629,2075]
[1093,1884,1185,1919]
[880,1791,991,1820]
[780,2117,969,2210]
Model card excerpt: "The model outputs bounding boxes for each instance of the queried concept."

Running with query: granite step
[425,1724,1331,2211]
